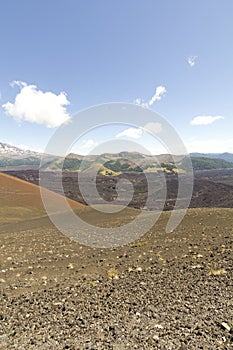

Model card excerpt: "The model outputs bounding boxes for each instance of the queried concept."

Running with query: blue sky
[0,0,232,154]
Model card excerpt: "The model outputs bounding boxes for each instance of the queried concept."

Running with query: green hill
[190,157,233,170]
[2,150,233,174]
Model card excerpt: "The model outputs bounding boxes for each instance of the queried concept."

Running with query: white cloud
[191,115,224,126]
[148,86,166,106]
[81,139,98,149]
[116,122,162,140]
[188,56,197,67]
[134,98,148,109]
[143,122,162,134]
[134,85,166,109]
[134,98,142,105]
[2,81,70,128]
[10,80,27,88]
[116,127,143,139]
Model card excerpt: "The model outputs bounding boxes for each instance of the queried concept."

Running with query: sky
[0,0,233,155]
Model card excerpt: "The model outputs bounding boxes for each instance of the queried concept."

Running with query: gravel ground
[0,208,232,349]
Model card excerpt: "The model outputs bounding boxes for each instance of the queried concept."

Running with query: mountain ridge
[1,142,233,172]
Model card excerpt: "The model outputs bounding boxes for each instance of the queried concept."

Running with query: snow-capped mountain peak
[0,142,40,158]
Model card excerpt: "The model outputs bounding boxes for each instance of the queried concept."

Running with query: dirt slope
[0,172,84,224]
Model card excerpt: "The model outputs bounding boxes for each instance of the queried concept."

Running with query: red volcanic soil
[0,172,84,221]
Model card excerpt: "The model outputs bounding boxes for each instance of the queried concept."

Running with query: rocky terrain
[0,205,232,349]
[5,169,233,210]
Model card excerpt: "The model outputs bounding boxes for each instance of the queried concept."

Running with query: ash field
[0,171,232,349]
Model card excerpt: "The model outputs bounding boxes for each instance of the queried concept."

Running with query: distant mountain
[0,143,57,169]
[0,142,39,158]
[190,152,233,163]
[1,142,233,172]
[44,153,233,173]
[189,157,233,170]
[41,152,187,174]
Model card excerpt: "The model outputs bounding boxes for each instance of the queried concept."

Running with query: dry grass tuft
[107,268,119,279]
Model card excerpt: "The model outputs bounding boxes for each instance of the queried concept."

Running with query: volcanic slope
[0,205,232,349]
[0,172,84,226]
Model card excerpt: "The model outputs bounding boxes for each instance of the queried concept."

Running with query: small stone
[136,266,142,272]
[191,264,202,269]
[154,324,163,329]
[67,263,74,269]
[221,322,231,332]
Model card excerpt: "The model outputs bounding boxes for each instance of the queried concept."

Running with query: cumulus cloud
[81,139,98,149]
[143,122,162,134]
[187,56,197,67]
[116,122,162,140]
[116,127,143,139]
[134,85,166,109]
[191,115,224,126]
[2,81,70,128]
